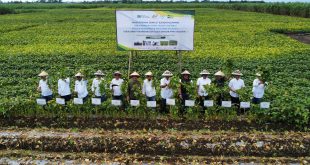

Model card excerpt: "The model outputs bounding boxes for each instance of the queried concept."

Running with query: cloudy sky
[1,0,309,2]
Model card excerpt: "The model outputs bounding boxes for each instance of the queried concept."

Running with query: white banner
[185,100,195,107]
[92,98,102,105]
[204,100,214,107]
[73,98,83,105]
[116,10,195,51]
[147,101,157,108]
[260,102,270,109]
[222,101,232,108]
[56,98,65,105]
[240,102,251,108]
[130,100,140,106]
[36,99,46,106]
[111,100,122,106]
[166,99,175,106]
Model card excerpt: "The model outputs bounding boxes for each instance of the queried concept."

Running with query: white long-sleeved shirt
[229,78,245,98]
[160,78,173,99]
[196,77,211,96]
[74,79,88,98]
[142,79,156,97]
[58,78,71,96]
[252,78,265,98]
[91,78,105,97]
[110,78,124,96]
[39,79,53,96]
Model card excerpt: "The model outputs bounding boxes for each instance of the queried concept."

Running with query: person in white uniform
[37,71,53,102]
[74,72,88,102]
[91,70,106,102]
[196,70,212,108]
[142,71,156,101]
[252,72,267,104]
[58,75,71,103]
[110,71,124,101]
[160,70,173,113]
[228,70,245,106]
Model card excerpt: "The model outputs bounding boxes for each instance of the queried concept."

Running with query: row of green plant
[0,6,14,15]
[0,7,309,127]
[1,2,310,18]
[1,88,308,129]
[1,63,309,128]
[213,2,310,18]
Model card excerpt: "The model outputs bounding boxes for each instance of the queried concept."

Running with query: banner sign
[260,102,270,109]
[112,100,121,106]
[204,100,214,107]
[130,100,140,106]
[185,100,195,107]
[147,101,157,108]
[222,101,232,108]
[166,99,176,106]
[73,98,83,105]
[116,10,195,51]
[92,98,102,105]
[56,98,65,105]
[240,102,251,108]
[36,99,46,106]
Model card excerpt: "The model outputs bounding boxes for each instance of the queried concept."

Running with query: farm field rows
[0,128,309,162]
[0,3,310,163]
[0,4,309,126]
[1,150,309,164]
[1,2,309,18]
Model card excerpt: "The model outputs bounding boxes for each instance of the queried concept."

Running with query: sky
[1,0,309,2]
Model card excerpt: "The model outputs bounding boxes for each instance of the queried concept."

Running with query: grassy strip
[0,6,309,128]
[1,3,309,17]
[0,6,14,15]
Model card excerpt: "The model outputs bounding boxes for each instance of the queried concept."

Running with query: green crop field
[0,3,309,127]
[0,3,310,163]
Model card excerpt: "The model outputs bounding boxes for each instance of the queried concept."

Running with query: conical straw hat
[75,72,84,77]
[94,70,105,76]
[130,71,140,77]
[232,70,243,76]
[145,71,153,76]
[181,70,191,75]
[214,70,225,77]
[38,71,48,77]
[200,70,210,75]
[255,72,262,77]
[114,71,122,75]
[162,70,173,76]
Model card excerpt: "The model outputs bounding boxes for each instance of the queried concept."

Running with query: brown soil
[0,116,303,131]
[0,150,309,164]
[286,33,310,44]
[0,128,309,157]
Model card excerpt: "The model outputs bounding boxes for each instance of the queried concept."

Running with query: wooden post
[177,50,182,73]
[128,51,133,79]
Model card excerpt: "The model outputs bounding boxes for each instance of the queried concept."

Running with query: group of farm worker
[37,69,267,113]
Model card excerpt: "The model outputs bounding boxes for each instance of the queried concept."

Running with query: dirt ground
[0,150,309,164]
[286,33,310,44]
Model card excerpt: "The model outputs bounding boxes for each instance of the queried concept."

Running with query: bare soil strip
[0,116,303,131]
[0,128,309,157]
[0,150,309,164]
[286,33,310,44]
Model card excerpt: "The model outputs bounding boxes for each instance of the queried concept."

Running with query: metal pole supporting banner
[128,51,133,79]
[177,50,182,73]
